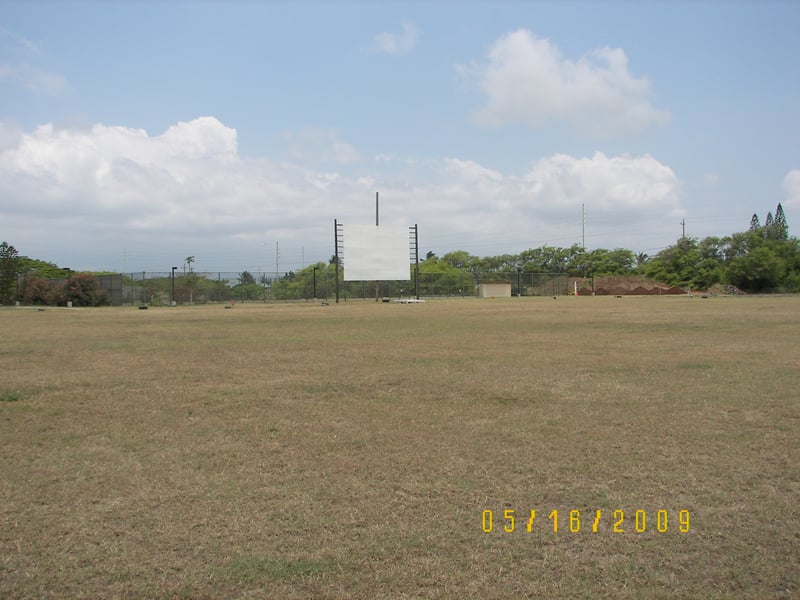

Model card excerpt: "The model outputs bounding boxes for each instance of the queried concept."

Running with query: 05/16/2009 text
[481,509,690,534]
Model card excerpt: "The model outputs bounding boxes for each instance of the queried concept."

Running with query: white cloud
[364,152,681,251]
[1,117,264,231]
[0,121,22,152]
[371,22,419,55]
[783,169,800,207]
[462,29,668,137]
[444,158,503,183]
[520,152,680,211]
[0,28,69,96]
[0,116,684,270]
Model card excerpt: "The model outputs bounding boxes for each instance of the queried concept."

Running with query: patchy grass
[0,296,798,599]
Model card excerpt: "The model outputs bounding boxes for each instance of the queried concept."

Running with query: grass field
[1,296,798,599]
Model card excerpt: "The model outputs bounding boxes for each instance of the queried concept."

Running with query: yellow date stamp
[481,509,690,534]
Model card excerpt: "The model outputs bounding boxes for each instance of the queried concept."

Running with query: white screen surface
[343,224,410,281]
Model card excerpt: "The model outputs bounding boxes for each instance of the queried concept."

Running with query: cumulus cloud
[462,29,668,137]
[371,22,419,55]
[783,169,800,206]
[0,121,22,152]
[0,116,684,270]
[0,117,288,235]
[364,151,680,251]
[520,152,680,211]
[429,152,679,214]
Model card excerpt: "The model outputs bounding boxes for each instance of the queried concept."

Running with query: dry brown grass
[1,296,798,599]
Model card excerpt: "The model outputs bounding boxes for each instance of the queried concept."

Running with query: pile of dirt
[705,283,746,295]
[568,276,686,296]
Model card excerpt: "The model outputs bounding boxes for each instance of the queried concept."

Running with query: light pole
[171,266,177,305]
[517,268,522,298]
[313,266,318,300]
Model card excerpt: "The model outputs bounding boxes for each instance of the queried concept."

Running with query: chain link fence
[121,270,571,305]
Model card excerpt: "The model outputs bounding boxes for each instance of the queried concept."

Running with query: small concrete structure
[477,281,512,298]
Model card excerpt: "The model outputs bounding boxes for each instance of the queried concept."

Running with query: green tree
[517,244,584,273]
[0,241,20,303]
[638,237,695,286]
[637,236,723,289]
[441,250,476,270]
[764,211,774,232]
[723,230,756,260]
[772,202,788,240]
[418,254,473,295]
[694,237,726,289]
[585,248,636,276]
[726,246,786,292]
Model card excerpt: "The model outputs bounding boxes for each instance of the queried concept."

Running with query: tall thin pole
[376,191,379,226]
[582,203,585,249]
[334,219,340,303]
[414,225,419,300]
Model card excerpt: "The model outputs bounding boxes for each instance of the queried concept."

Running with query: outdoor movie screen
[343,224,411,281]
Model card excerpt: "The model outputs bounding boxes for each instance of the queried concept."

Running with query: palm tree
[183,256,196,302]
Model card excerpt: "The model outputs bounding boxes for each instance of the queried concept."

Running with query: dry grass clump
[1,296,798,598]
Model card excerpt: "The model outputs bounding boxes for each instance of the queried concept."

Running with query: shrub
[20,274,111,306]
[60,274,111,307]
[21,277,59,305]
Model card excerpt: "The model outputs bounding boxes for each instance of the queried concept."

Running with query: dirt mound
[569,276,686,296]
[706,283,745,295]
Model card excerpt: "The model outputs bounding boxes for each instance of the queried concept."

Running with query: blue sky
[1,0,798,273]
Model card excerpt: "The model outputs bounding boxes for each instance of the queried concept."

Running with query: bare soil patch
[571,275,687,295]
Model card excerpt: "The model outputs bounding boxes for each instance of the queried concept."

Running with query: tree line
[418,202,797,293]
[1,202,797,304]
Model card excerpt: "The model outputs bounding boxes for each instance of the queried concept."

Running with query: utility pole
[680,219,686,239]
[582,203,585,249]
